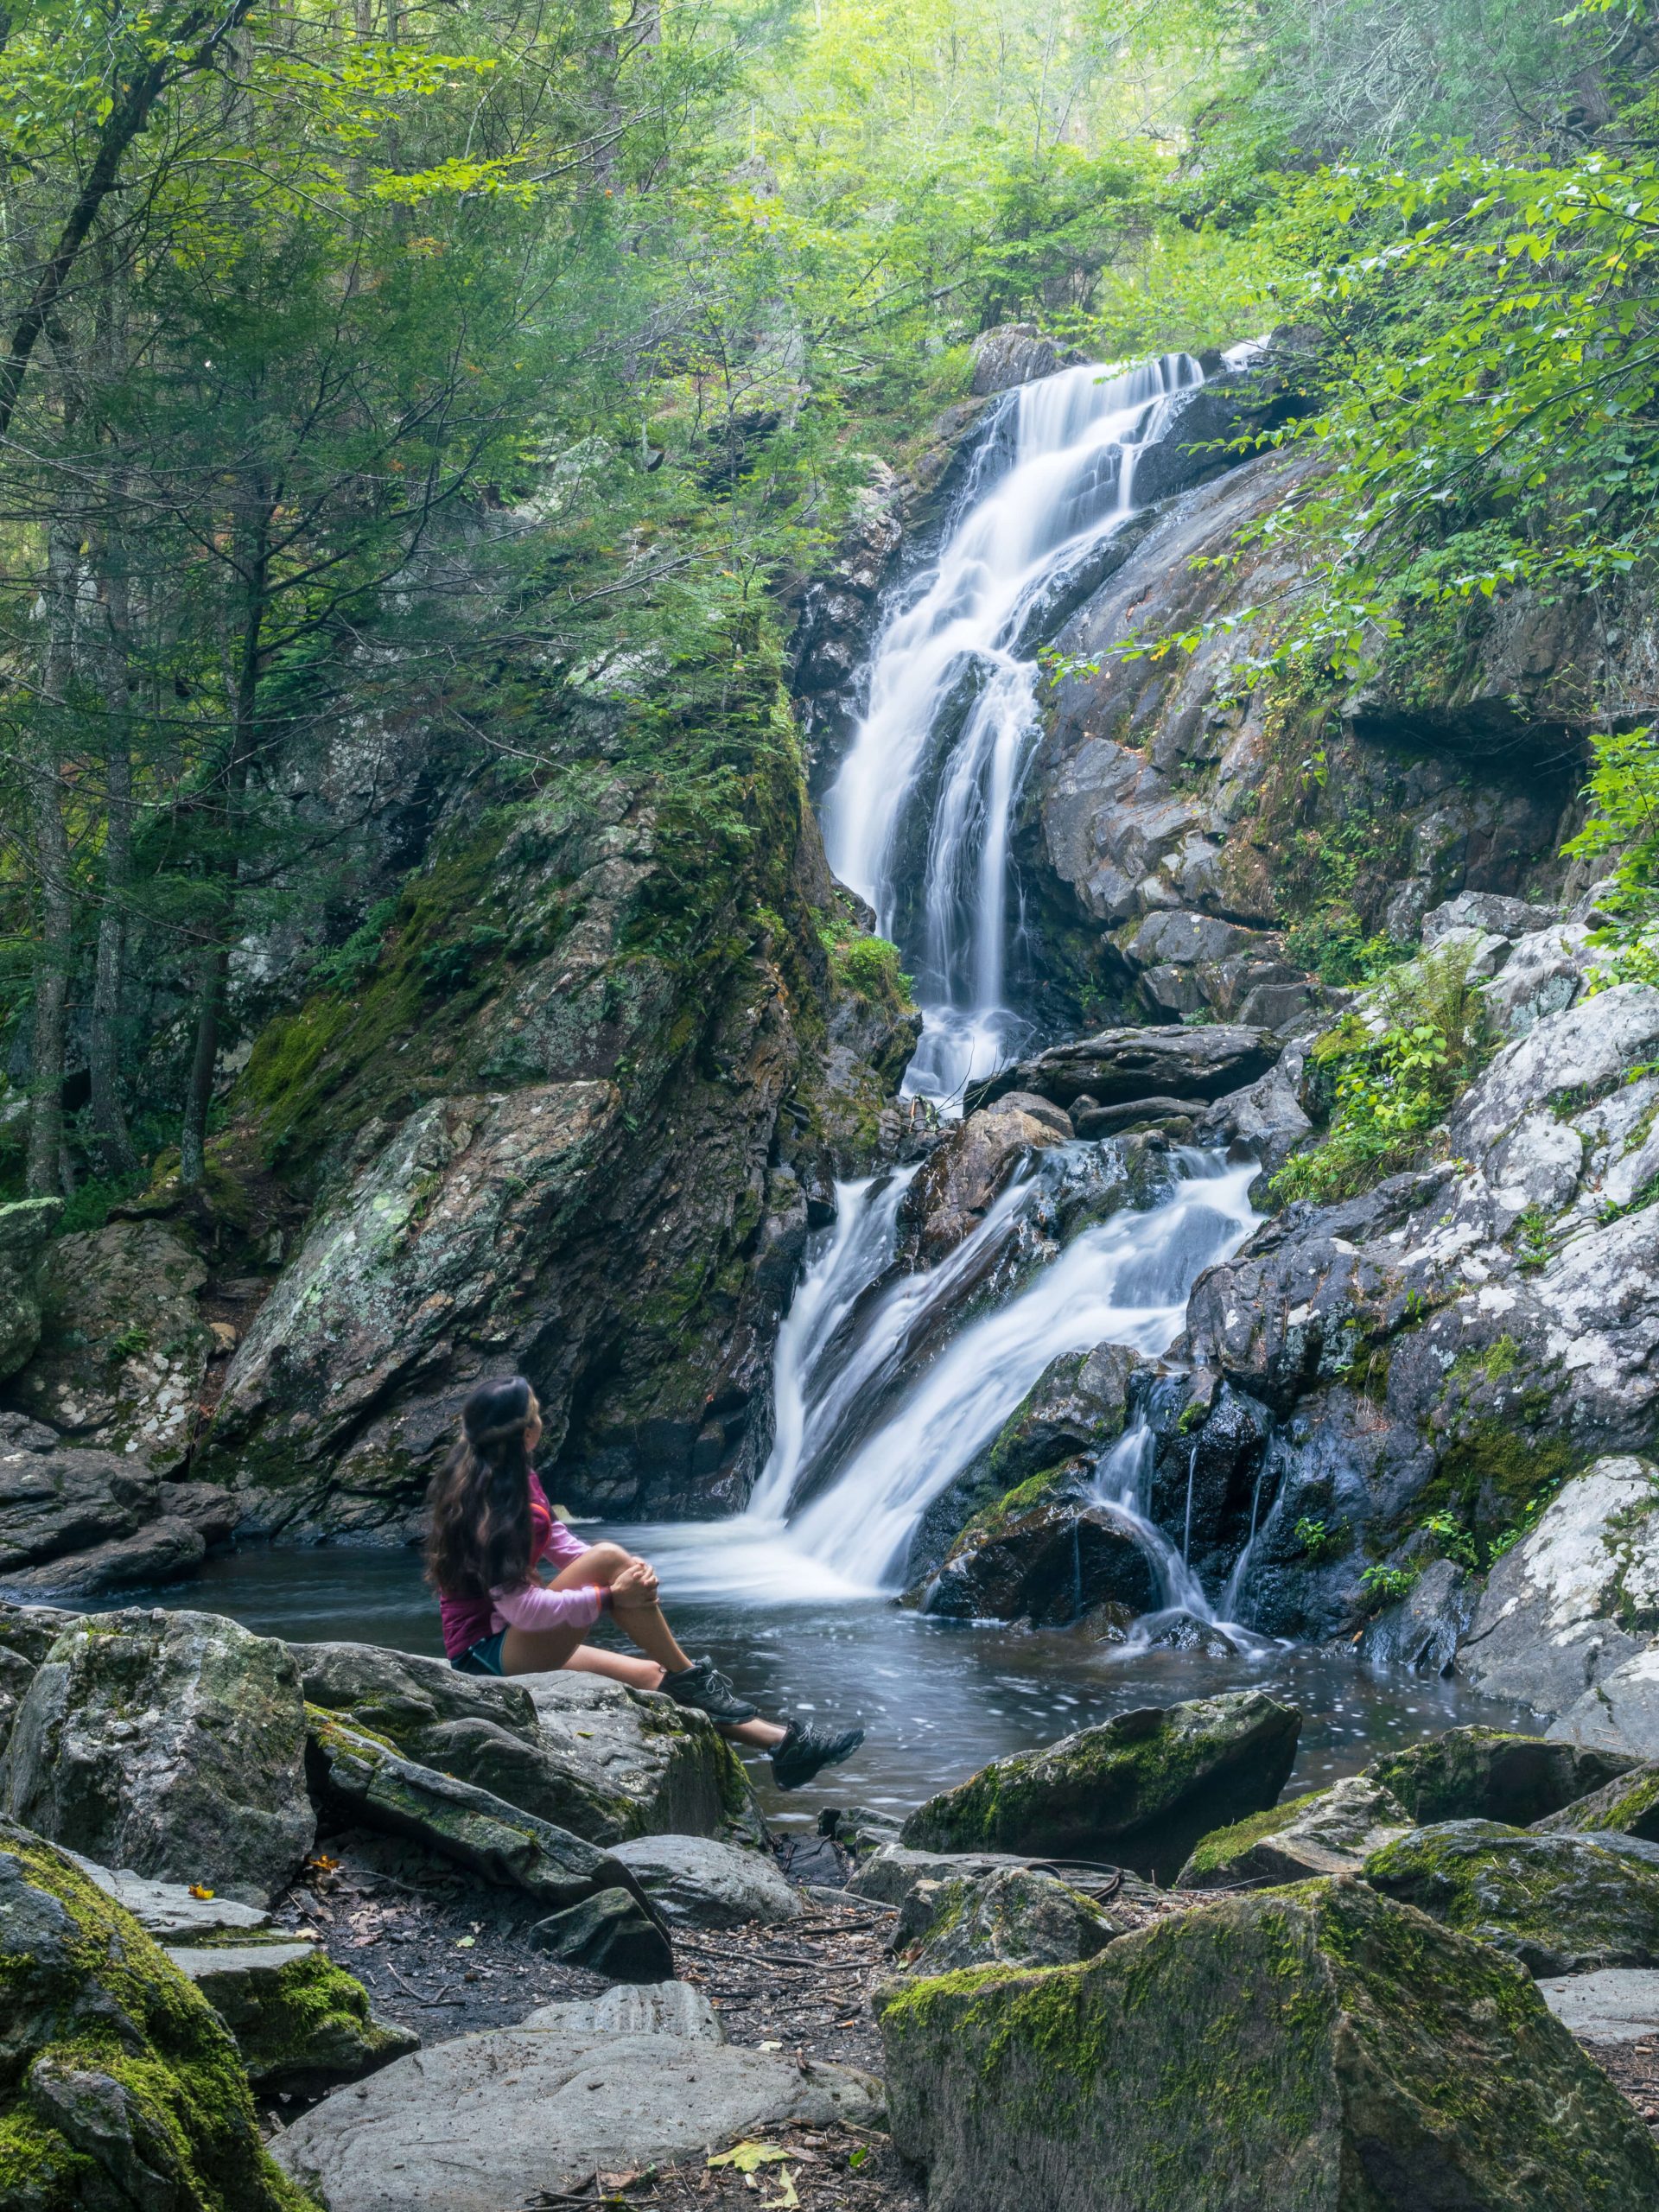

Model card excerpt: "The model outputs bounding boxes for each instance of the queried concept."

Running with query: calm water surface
[98,1538,1535,1831]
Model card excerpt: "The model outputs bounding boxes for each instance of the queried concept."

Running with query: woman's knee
[583,1541,636,1581]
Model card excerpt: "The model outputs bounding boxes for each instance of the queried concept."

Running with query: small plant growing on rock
[1358,1561,1420,1611]
[1294,1515,1346,1562]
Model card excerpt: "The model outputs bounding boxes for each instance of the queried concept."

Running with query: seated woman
[426,1374,864,1792]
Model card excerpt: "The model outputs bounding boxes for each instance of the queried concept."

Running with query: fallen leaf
[187,1885,215,1900]
[708,2143,791,2174]
[760,2174,799,2209]
[847,2146,868,2171]
[756,2040,783,2052]
[455,1935,475,1948]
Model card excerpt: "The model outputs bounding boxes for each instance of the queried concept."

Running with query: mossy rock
[164,1942,418,2098]
[1178,1774,1411,1890]
[874,1877,1659,2212]
[899,1690,1301,1883]
[1535,1760,1659,1843]
[0,1817,316,2210]
[1363,1727,1637,1828]
[891,1866,1119,1978]
[1363,1819,1659,1976]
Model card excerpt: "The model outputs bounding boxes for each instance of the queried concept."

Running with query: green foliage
[1563,724,1659,986]
[1294,1515,1346,1563]
[1273,942,1494,1203]
[1359,1562,1421,1611]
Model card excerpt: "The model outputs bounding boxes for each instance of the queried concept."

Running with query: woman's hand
[610,1558,659,1612]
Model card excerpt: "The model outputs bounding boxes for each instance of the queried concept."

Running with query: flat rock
[273,2005,884,2212]
[876,1876,1659,2212]
[63,1847,272,1938]
[609,1833,803,1928]
[1457,1459,1659,1715]
[1363,1819,1659,1976]
[3,1512,207,1595]
[899,1688,1301,1882]
[2,1606,315,1904]
[168,1939,419,2094]
[995,1023,1277,1109]
[306,1707,644,1911]
[1538,1967,1659,2045]
[1179,1774,1412,1889]
[845,1842,1047,1906]
[521,1980,721,2037]
[1549,1641,1659,1761]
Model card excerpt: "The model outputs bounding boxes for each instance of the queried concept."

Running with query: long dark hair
[425,1376,538,1599]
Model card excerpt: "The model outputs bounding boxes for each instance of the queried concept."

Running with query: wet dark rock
[988,1022,1276,1111]
[1356,1558,1476,1675]
[921,1485,1160,1626]
[529,1888,676,1980]
[876,1877,1659,2212]
[899,1688,1301,1881]
[0,1434,164,1580]
[3,1513,206,1596]
[1146,1378,1271,1597]
[1136,1611,1243,1657]
[1363,1820,1659,1976]
[3,1607,315,1905]
[901,1092,1071,1265]
[969,324,1074,396]
[1072,1093,1210,1135]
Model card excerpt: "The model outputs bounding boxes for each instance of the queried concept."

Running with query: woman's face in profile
[525,1392,544,1455]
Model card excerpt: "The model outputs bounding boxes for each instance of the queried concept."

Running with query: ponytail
[425,1375,537,1599]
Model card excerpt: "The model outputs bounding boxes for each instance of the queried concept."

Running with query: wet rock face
[876,1878,1659,2212]
[1181,988,1659,1642]
[2,1608,315,1906]
[899,1688,1301,1881]
[988,1023,1276,1111]
[920,1487,1160,1625]
[1363,1819,1659,1977]
[7,1222,211,1472]
[901,1091,1072,1264]
[0,1821,307,2212]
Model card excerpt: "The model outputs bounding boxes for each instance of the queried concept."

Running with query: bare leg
[545,1541,695,1673]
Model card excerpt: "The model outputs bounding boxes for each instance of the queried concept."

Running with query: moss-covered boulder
[304,1709,652,1916]
[1362,1820,1659,1976]
[296,1640,760,1845]
[919,1482,1159,1625]
[1535,1759,1659,1841]
[0,1818,315,2210]
[891,1866,1119,1978]
[899,1690,1300,1882]
[1363,1726,1636,1827]
[2,1610,315,1906]
[165,1942,417,2098]
[875,1877,1659,2212]
[1178,1774,1412,1890]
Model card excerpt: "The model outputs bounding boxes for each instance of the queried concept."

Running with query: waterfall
[822,353,1204,1102]
[639,353,1267,1623]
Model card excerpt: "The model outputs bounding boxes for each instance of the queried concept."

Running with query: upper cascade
[821,353,1205,1103]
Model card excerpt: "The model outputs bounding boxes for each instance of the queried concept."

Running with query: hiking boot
[771,1719,866,1791]
[664,1656,757,1725]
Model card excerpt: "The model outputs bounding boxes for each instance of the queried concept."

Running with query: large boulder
[65,1848,274,1941]
[0,1197,60,1379]
[166,1940,418,2096]
[0,1819,313,2211]
[1178,1774,1413,1889]
[1457,1459,1659,1715]
[902,1093,1071,1265]
[1363,1726,1637,1828]
[273,1979,884,2212]
[1356,1558,1477,1675]
[1536,1761,1659,1842]
[1363,1820,1659,1976]
[876,1877,1659,2212]
[899,1690,1301,1881]
[10,1220,212,1471]
[992,1024,1277,1111]
[969,323,1071,396]
[296,1640,760,1845]
[1549,1642,1659,1761]
[0,1427,167,1580]
[891,1866,1119,1977]
[607,1834,803,1929]
[304,1709,649,1915]
[2,1608,315,1905]
[920,1485,1159,1625]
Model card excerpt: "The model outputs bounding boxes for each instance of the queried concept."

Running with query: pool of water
[95,1533,1536,1832]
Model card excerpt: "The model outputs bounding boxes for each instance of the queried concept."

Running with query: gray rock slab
[609,1834,804,1928]
[846,1844,1039,1906]
[1538,1967,1659,2044]
[1550,1642,1659,1761]
[63,1848,272,1938]
[166,1939,315,1980]
[273,2020,884,2212]
[521,1980,721,2038]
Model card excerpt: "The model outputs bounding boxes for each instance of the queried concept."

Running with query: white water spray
[822,355,1205,1100]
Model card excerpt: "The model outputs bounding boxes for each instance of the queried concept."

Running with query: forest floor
[265,1827,1659,2202]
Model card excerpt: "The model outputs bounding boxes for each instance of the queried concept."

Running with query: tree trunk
[88,546,137,1177]
[24,521,79,1198]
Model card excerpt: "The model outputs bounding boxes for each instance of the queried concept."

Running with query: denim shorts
[452,1629,507,1676]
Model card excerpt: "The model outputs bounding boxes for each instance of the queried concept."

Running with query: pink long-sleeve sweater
[438,1471,605,1659]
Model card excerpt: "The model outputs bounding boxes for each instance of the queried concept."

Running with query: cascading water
[639,353,1267,1628]
[822,353,1204,1101]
